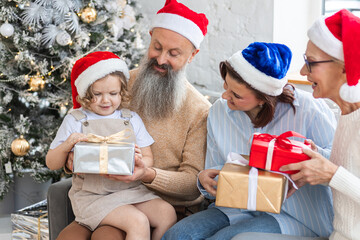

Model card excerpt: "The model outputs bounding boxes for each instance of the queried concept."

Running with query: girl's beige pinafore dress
[68,109,159,231]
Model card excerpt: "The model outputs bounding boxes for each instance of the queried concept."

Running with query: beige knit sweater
[128,69,211,206]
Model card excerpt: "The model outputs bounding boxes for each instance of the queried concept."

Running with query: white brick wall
[136,0,322,96]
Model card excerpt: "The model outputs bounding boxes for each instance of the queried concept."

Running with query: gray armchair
[47,179,327,240]
[232,233,328,240]
[47,178,74,240]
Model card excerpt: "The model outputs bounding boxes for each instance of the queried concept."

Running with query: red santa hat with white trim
[307,9,360,103]
[150,0,208,49]
[71,51,129,109]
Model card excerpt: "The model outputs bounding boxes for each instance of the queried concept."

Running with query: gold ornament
[80,7,97,23]
[11,135,30,156]
[29,75,45,91]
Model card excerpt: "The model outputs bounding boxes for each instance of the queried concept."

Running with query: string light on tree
[0,21,14,38]
[11,135,30,157]
[59,103,68,117]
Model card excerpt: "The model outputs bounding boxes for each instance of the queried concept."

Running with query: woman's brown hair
[76,71,131,110]
[220,61,295,128]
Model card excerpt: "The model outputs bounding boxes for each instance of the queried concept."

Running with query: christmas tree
[0,0,144,200]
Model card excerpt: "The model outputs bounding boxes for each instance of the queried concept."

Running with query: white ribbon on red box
[253,131,311,171]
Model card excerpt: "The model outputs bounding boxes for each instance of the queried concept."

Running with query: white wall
[136,0,322,96]
[273,0,322,73]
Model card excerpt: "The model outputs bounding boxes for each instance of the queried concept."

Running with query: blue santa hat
[227,42,292,96]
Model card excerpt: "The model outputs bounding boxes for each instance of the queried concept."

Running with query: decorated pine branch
[0,0,144,200]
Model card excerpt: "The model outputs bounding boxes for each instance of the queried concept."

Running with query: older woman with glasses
[234,9,360,240]
[281,9,360,240]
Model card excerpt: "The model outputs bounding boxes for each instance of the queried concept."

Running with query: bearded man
[52,1,211,239]
[123,6,211,209]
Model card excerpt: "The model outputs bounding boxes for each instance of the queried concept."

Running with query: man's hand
[134,145,142,162]
[65,151,74,173]
[104,157,149,183]
[198,169,220,197]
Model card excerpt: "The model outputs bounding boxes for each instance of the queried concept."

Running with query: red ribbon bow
[255,131,306,150]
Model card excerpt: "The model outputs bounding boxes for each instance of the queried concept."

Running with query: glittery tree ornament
[80,6,97,23]
[28,75,45,91]
[11,135,30,156]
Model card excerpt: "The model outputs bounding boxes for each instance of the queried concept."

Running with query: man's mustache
[149,58,172,71]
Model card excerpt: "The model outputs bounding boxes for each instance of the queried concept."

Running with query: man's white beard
[130,56,187,120]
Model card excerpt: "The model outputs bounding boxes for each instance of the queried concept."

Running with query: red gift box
[249,131,311,174]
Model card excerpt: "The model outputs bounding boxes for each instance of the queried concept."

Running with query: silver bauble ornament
[0,21,14,38]
[56,31,72,46]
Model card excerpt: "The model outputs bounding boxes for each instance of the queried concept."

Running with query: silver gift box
[73,142,135,175]
[11,200,48,240]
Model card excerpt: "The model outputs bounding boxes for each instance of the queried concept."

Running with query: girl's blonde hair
[76,71,131,110]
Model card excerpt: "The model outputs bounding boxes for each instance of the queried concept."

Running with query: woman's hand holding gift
[281,146,338,198]
[199,169,220,197]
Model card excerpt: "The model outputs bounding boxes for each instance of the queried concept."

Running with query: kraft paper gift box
[249,131,311,174]
[215,163,287,214]
[11,200,49,240]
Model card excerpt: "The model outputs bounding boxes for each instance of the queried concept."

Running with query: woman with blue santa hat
[162,42,337,239]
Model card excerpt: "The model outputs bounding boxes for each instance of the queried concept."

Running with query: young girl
[46,51,177,240]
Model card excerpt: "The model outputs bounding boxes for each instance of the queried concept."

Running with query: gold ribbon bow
[87,128,132,144]
[86,129,133,174]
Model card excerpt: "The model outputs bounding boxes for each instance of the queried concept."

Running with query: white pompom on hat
[71,51,129,109]
[150,0,208,49]
[307,9,360,103]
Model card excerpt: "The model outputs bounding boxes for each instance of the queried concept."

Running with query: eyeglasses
[303,54,334,73]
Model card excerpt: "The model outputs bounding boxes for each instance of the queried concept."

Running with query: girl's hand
[64,133,87,152]
[280,147,338,197]
[64,133,86,173]
[198,169,220,197]
[46,133,87,171]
